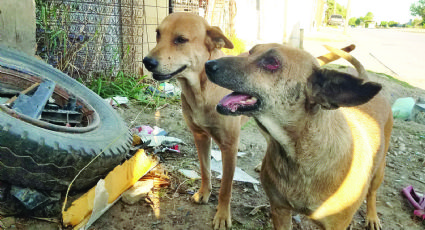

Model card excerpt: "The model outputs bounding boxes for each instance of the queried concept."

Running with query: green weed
[375,73,414,89]
[80,72,180,108]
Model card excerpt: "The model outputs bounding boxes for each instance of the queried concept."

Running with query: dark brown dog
[205,43,392,230]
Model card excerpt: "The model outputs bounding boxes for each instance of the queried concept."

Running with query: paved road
[304,28,425,89]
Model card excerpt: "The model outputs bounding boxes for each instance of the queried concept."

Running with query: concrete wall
[234,0,317,46]
[0,0,36,56]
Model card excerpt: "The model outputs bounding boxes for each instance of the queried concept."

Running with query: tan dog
[205,43,393,230]
[143,12,356,229]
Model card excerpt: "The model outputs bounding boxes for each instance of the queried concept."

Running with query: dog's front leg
[270,205,292,230]
[212,139,238,230]
[191,131,213,204]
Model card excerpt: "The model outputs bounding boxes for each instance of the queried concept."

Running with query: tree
[355,17,364,26]
[410,0,425,21]
[364,12,374,21]
[348,17,357,26]
[380,21,388,27]
[325,0,347,23]
[412,18,423,27]
[388,21,399,27]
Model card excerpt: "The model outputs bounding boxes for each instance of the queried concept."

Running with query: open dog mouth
[217,92,260,115]
[152,65,187,81]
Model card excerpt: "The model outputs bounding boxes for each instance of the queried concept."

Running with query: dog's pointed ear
[206,26,233,51]
[307,68,382,110]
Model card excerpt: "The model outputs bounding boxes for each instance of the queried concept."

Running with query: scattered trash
[412,103,425,125]
[132,125,183,151]
[122,180,155,205]
[178,169,201,180]
[0,181,61,217]
[413,209,425,220]
[248,204,269,216]
[62,149,159,228]
[10,186,51,210]
[210,159,259,184]
[401,185,425,220]
[159,83,180,95]
[132,125,154,135]
[211,149,247,161]
[141,136,185,149]
[392,97,415,120]
[104,96,129,106]
[121,165,170,206]
[145,83,181,98]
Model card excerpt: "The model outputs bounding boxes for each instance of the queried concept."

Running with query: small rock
[399,144,406,152]
[178,169,201,179]
[292,214,302,223]
[253,184,259,192]
[122,180,155,204]
[385,201,393,208]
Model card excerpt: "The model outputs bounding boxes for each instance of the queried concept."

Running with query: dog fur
[205,43,393,230]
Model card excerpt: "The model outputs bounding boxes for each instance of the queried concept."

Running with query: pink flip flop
[402,185,425,210]
[413,209,425,220]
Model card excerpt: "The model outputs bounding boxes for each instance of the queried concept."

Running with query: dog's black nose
[143,57,159,71]
[205,60,219,74]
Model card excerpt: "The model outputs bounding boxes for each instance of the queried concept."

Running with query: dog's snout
[143,57,159,71]
[205,60,219,74]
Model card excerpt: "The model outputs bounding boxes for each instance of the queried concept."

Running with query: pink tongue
[219,93,252,106]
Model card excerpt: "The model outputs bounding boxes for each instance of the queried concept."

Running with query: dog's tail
[316,44,355,66]
[323,44,368,80]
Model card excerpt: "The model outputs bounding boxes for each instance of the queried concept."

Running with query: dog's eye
[174,36,189,44]
[261,56,280,71]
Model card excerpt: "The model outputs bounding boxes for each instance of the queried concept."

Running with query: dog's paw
[254,162,262,172]
[213,205,232,230]
[365,216,382,230]
[191,189,211,204]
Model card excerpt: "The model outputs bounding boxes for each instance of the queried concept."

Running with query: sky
[337,0,419,23]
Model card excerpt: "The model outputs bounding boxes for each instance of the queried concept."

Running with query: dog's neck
[257,108,352,167]
[177,49,227,108]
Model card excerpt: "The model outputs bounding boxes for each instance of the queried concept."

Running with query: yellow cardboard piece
[62,149,159,227]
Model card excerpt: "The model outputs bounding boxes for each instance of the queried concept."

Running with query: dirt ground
[2,67,425,230]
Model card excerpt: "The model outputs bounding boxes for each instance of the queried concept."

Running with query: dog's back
[204,43,393,229]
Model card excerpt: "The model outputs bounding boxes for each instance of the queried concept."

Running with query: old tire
[0,46,132,191]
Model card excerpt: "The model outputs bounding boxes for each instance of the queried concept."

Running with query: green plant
[411,0,425,22]
[373,72,413,88]
[388,21,399,27]
[81,71,180,108]
[348,17,357,26]
[82,71,146,99]
[35,0,96,75]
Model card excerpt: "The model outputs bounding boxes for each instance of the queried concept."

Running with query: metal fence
[36,0,230,78]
